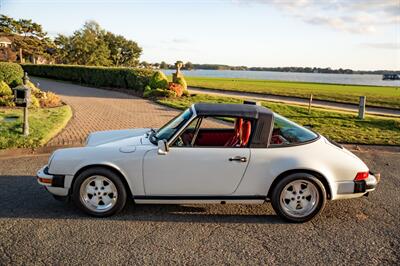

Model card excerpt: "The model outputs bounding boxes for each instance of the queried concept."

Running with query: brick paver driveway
[32,77,179,147]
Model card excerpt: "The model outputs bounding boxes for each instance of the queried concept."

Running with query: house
[0,36,12,48]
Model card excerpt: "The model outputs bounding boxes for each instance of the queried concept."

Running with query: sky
[1,0,399,70]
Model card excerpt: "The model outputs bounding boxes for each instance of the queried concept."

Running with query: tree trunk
[19,48,23,63]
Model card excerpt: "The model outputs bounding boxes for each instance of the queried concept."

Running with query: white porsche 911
[37,103,379,222]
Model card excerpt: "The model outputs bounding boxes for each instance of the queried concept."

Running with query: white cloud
[234,0,399,34]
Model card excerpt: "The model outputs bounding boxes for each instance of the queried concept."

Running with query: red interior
[241,121,251,147]
[195,129,234,146]
[224,118,243,147]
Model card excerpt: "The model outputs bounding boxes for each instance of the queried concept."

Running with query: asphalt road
[0,151,399,265]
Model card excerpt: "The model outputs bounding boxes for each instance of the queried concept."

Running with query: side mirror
[157,139,169,155]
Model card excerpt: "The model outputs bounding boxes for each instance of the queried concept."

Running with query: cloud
[234,0,399,34]
[362,42,400,50]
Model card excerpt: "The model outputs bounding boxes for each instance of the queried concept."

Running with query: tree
[0,15,51,63]
[140,61,150,68]
[53,21,142,67]
[185,61,193,70]
[160,61,168,69]
[104,32,141,67]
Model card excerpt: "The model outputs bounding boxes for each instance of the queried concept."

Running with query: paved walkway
[32,77,179,147]
[189,87,400,117]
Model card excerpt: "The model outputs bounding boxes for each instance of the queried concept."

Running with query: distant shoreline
[162,69,400,87]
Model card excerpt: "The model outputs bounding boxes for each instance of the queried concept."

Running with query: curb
[0,144,81,159]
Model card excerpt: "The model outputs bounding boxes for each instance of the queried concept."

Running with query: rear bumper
[37,165,69,196]
[334,172,380,200]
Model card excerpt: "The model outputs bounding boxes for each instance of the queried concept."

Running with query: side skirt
[133,195,267,204]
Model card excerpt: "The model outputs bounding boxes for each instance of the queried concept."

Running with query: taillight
[354,172,369,181]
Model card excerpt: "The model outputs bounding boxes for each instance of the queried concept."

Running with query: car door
[142,146,250,195]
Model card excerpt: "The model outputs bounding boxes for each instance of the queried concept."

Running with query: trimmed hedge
[22,64,154,92]
[0,62,24,87]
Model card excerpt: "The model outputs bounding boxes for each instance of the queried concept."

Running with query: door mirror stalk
[158,139,169,155]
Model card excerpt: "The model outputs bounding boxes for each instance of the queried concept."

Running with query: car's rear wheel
[72,167,127,217]
[271,173,326,223]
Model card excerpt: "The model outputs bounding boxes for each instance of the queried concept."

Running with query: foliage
[143,88,176,98]
[0,81,12,96]
[0,81,14,106]
[0,15,53,62]
[0,105,72,149]
[0,62,24,87]
[168,82,183,97]
[176,76,189,95]
[160,61,168,69]
[184,62,193,70]
[158,93,400,145]
[22,64,154,92]
[186,76,400,109]
[43,92,62,107]
[30,93,40,108]
[104,31,141,67]
[149,71,169,89]
[54,21,142,67]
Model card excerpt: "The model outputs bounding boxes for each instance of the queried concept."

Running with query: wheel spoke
[280,179,320,218]
[80,175,118,213]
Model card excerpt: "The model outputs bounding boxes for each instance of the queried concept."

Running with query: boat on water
[382,73,400,80]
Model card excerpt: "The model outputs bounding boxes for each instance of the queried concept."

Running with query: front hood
[86,128,150,147]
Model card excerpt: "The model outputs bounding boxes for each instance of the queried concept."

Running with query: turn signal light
[354,172,369,181]
[38,177,52,184]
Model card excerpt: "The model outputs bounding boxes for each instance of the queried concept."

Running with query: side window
[172,116,253,148]
[270,113,318,146]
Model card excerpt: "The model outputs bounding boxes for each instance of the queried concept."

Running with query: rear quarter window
[270,113,318,146]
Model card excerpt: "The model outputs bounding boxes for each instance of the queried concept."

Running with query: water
[163,69,400,87]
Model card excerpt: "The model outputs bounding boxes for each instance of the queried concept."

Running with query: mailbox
[12,85,31,107]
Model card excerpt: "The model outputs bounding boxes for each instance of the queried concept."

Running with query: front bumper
[335,172,380,200]
[37,165,69,196]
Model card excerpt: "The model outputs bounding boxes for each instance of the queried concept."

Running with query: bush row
[0,62,24,87]
[21,64,154,92]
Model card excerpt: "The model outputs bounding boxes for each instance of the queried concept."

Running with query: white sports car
[37,103,379,222]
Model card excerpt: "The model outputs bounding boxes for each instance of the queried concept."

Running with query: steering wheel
[175,136,185,147]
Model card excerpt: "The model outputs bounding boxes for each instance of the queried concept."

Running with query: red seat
[225,118,243,147]
[241,121,251,147]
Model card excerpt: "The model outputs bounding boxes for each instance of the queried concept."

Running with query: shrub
[168,82,183,97]
[0,95,14,107]
[0,81,12,96]
[0,62,24,87]
[40,91,62,108]
[144,88,176,98]
[149,71,168,90]
[175,76,187,91]
[21,64,154,92]
[30,94,40,108]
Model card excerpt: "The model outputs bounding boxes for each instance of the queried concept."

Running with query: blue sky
[1,0,399,70]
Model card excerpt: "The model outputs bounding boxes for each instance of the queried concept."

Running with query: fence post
[358,96,366,119]
[308,94,313,114]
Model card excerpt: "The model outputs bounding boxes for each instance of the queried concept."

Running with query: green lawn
[158,94,400,145]
[185,76,400,109]
[0,105,72,149]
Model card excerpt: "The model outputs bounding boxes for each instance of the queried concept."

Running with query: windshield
[151,108,193,143]
[271,113,318,145]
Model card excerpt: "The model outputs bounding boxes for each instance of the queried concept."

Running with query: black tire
[72,167,127,217]
[271,173,327,223]
[52,194,69,202]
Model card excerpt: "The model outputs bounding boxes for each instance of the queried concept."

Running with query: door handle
[229,156,247,162]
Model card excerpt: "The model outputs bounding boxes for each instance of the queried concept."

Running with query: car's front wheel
[271,173,326,223]
[72,167,127,217]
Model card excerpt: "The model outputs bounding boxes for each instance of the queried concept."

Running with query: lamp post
[22,72,30,136]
